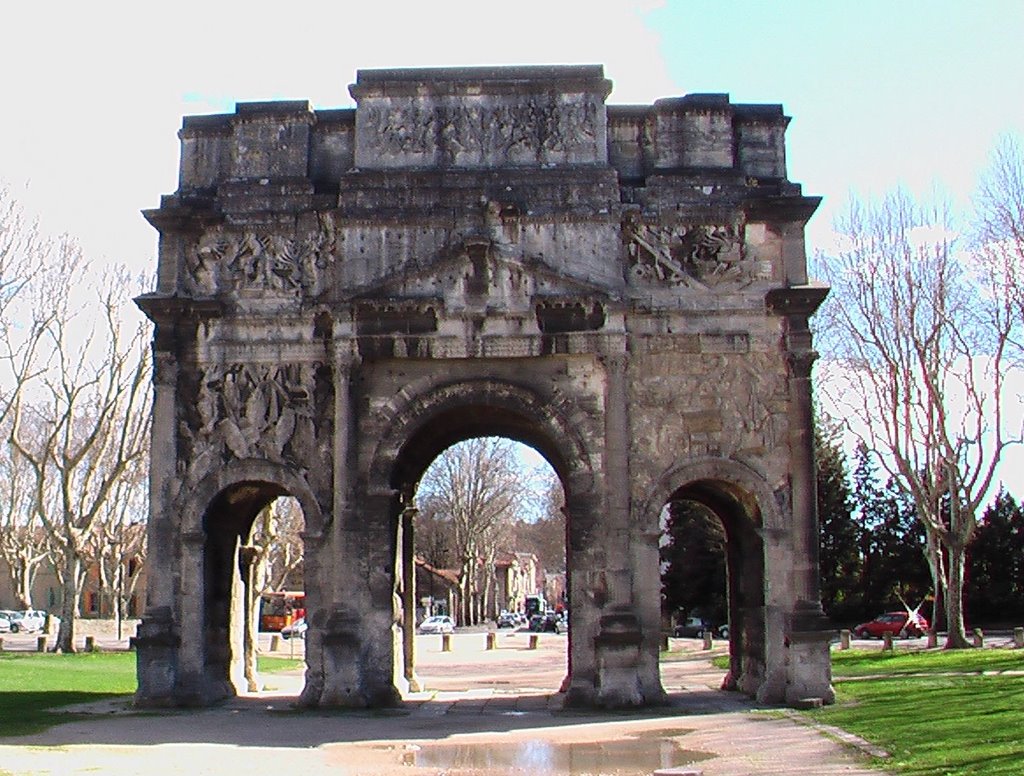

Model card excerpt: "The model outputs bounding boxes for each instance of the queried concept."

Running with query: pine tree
[966,490,1024,624]
[660,501,727,625]
[816,420,860,621]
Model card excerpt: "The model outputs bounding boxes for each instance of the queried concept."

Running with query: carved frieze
[364,98,598,164]
[188,214,336,296]
[178,362,322,482]
[625,218,769,290]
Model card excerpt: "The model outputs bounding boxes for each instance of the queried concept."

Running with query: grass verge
[0,651,305,737]
[0,651,137,737]
[809,648,1024,775]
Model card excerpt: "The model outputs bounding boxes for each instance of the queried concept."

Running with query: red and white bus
[259,591,305,632]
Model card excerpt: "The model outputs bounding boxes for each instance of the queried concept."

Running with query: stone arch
[135,65,835,710]
[363,375,601,697]
[368,376,597,497]
[182,458,325,537]
[174,460,320,705]
[645,457,779,699]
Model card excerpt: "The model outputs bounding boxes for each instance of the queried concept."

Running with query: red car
[853,611,929,639]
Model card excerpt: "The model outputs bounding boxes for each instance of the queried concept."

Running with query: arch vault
[134,65,834,709]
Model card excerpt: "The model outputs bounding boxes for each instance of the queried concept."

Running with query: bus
[259,591,305,632]
[524,594,545,620]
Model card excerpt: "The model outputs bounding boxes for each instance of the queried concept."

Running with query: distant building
[494,551,542,614]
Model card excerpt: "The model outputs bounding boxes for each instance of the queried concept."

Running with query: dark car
[496,611,518,629]
[673,616,711,638]
[853,611,929,639]
[529,611,567,633]
[673,616,729,639]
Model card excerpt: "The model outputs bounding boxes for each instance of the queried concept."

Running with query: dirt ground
[0,630,888,776]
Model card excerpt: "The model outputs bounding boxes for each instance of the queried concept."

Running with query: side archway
[174,461,321,705]
[644,458,781,699]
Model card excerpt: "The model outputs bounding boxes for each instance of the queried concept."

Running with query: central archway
[367,377,605,702]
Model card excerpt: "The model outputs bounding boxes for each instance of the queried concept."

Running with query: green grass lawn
[810,648,1024,775]
[0,651,304,737]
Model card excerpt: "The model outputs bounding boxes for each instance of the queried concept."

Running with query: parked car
[496,611,518,629]
[8,609,49,634]
[673,616,711,638]
[530,610,567,633]
[672,616,729,639]
[0,611,13,633]
[418,615,454,635]
[280,617,307,640]
[853,611,929,639]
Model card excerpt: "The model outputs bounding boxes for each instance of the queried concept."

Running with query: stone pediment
[351,234,621,315]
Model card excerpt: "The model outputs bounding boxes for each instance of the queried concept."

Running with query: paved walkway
[0,632,890,775]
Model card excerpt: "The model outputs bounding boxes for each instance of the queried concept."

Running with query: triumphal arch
[135,65,834,709]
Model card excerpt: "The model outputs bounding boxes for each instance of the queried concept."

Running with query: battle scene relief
[625,217,773,290]
[177,362,326,485]
[187,215,337,297]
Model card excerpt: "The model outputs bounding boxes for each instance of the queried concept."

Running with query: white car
[9,609,48,633]
[417,615,454,635]
[0,611,14,633]
[280,617,307,640]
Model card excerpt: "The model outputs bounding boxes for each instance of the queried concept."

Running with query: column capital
[765,282,830,318]
[787,349,819,379]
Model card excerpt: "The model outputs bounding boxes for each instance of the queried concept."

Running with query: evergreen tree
[851,443,931,623]
[660,501,727,625]
[966,490,1024,624]
[816,420,860,621]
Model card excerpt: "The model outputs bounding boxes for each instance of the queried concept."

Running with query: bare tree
[84,449,148,638]
[9,250,151,653]
[413,495,457,571]
[247,496,305,595]
[817,189,1020,648]
[512,473,566,576]
[0,184,55,428]
[0,429,52,609]
[417,437,535,624]
[974,135,1024,352]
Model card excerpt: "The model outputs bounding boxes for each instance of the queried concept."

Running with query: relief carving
[625,218,767,290]
[705,353,787,454]
[188,214,336,296]
[178,362,321,482]
[366,99,598,163]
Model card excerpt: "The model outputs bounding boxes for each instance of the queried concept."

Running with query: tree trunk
[14,555,34,610]
[114,560,124,640]
[924,529,946,633]
[944,544,971,648]
[54,553,83,653]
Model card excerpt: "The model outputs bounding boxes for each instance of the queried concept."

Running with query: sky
[2,0,1023,493]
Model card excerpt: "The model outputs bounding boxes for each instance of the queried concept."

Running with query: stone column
[767,284,835,705]
[176,531,208,704]
[146,351,178,613]
[401,506,421,691]
[593,353,645,707]
[331,353,355,603]
[239,546,260,692]
[133,348,182,706]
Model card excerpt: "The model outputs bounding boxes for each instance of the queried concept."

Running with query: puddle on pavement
[387,729,713,774]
